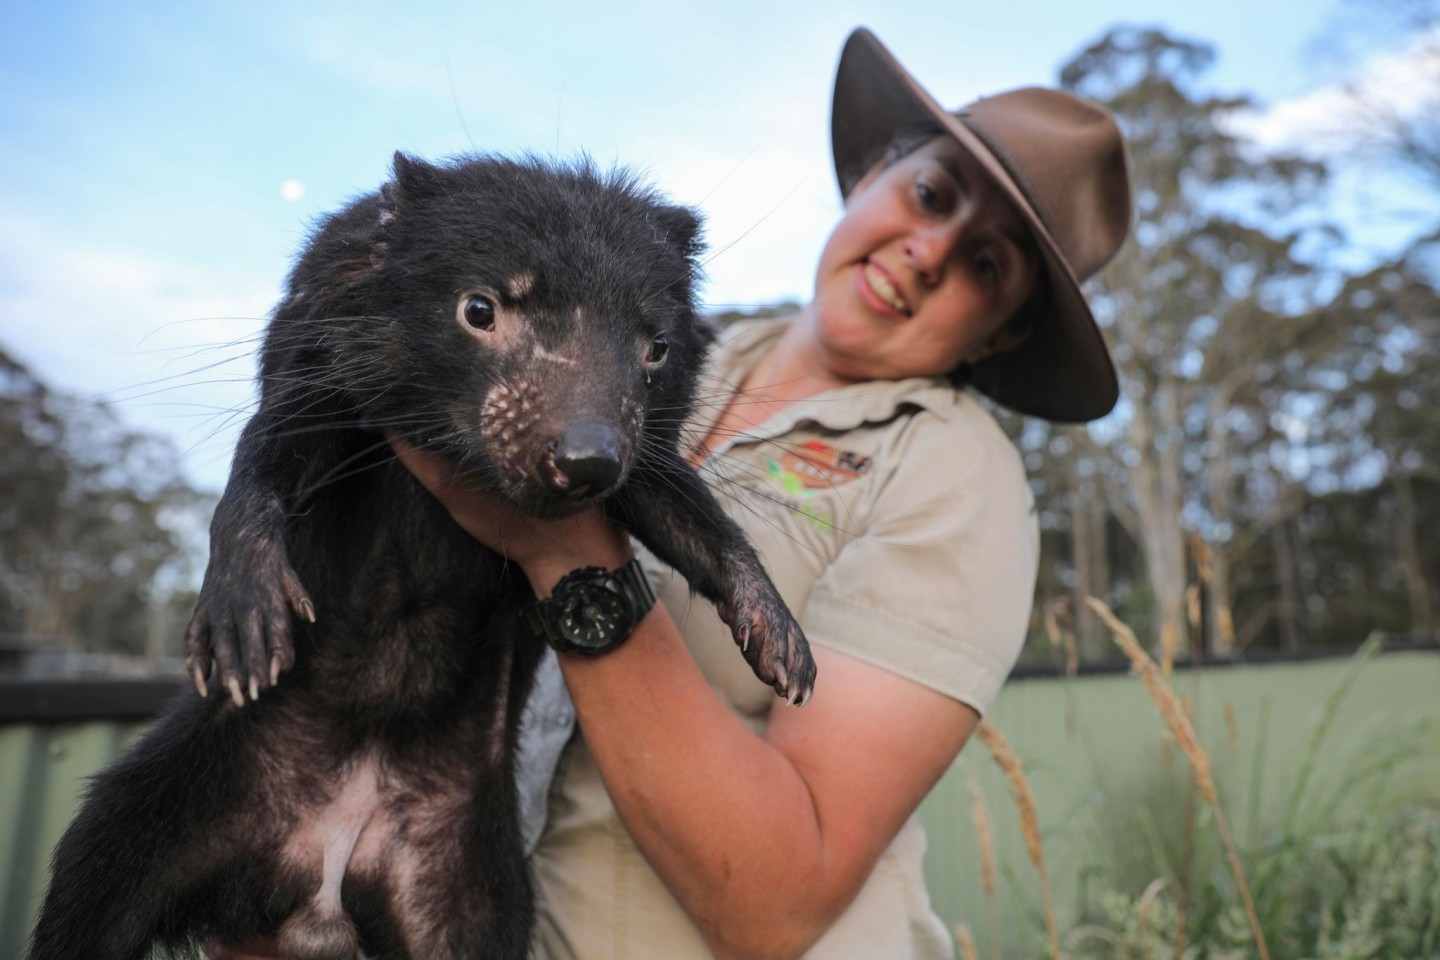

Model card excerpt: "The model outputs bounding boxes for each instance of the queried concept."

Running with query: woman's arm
[563,617,977,959]
[395,442,979,960]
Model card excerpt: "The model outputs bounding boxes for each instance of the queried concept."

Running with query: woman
[413,27,1130,960]
[221,26,1131,960]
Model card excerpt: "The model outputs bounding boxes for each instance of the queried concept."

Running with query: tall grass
[976,721,1062,960]
[963,592,1437,958]
[1065,796,1440,959]
[1085,596,1270,959]
[966,773,1001,960]
[1044,628,1439,959]
[954,922,980,960]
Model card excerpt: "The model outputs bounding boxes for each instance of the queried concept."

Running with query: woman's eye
[916,181,943,211]
[645,333,670,365]
[974,252,1001,285]
[459,295,496,331]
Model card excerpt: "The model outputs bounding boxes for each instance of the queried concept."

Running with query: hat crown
[962,88,1131,282]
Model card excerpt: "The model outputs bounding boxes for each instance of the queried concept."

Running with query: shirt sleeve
[799,411,1039,715]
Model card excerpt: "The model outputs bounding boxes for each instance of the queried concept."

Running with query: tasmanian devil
[27,153,816,960]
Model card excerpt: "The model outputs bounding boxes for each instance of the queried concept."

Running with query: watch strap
[613,556,658,618]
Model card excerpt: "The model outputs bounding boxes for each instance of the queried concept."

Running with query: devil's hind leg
[27,699,270,960]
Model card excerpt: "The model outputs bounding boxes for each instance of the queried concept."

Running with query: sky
[0,0,1429,493]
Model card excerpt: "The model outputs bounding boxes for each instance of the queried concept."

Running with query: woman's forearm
[509,517,847,956]
[553,609,849,960]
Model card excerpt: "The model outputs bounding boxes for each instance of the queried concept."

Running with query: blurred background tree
[0,346,212,670]
[993,19,1439,662]
[1059,27,1340,660]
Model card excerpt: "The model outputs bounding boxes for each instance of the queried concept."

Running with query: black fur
[27,154,815,960]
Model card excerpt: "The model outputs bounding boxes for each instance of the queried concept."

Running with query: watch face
[554,579,630,651]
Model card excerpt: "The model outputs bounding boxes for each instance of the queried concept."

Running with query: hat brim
[831,28,1119,423]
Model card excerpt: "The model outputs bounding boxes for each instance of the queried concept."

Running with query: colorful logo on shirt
[767,441,873,494]
[762,441,872,531]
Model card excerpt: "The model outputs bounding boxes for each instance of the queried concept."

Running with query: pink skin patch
[279,753,392,924]
[482,381,544,487]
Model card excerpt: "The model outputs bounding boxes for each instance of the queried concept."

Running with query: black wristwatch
[524,557,657,655]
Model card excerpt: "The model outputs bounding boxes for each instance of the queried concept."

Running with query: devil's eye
[459,295,496,331]
[645,333,669,365]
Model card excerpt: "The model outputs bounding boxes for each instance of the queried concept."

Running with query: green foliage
[1061,641,1440,958]
[1069,799,1440,959]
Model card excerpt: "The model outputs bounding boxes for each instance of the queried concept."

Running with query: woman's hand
[389,437,633,595]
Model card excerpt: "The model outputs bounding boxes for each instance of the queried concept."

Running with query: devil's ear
[325,154,440,291]
[652,204,705,261]
[380,152,444,220]
[392,151,444,196]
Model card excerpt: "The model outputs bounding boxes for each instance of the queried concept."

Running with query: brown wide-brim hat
[831,27,1133,423]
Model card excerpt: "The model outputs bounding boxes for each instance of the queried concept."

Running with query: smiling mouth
[863,262,911,315]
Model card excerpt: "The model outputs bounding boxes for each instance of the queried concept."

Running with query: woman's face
[809,136,1040,382]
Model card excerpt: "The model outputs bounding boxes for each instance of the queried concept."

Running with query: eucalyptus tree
[1058,28,1338,657]
[1302,233,1440,636]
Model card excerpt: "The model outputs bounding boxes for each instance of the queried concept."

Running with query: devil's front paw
[183,549,315,707]
[719,586,816,706]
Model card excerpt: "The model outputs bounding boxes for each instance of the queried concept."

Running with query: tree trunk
[1069,476,1111,651]
[1070,483,1093,638]
[1205,394,1237,657]
[22,566,67,645]
[1393,472,1435,636]
[1271,515,1304,651]
[1129,382,1189,659]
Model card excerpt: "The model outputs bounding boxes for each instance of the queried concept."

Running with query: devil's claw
[720,585,816,706]
[183,546,314,706]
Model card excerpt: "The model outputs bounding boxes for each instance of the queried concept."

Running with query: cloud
[0,210,276,491]
[1226,25,1440,153]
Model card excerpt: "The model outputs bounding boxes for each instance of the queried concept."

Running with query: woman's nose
[905,220,965,285]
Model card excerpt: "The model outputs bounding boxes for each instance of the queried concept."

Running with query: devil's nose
[550,424,623,497]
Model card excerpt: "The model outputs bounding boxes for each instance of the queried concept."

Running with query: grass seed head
[1086,597,1217,805]
[966,774,997,896]
[976,721,1063,960]
[953,923,979,960]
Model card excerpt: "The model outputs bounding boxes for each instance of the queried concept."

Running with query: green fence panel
[0,720,149,959]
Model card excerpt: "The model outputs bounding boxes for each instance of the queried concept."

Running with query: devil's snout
[543,423,623,498]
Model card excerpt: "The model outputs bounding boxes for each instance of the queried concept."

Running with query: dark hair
[839,120,948,196]
[878,121,949,169]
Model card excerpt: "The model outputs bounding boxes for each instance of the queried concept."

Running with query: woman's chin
[820,342,892,382]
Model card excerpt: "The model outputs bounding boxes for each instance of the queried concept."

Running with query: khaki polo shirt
[532,318,1039,960]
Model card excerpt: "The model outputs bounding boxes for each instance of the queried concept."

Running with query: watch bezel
[526,559,655,656]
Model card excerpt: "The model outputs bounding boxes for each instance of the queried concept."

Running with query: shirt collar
[703,316,968,438]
